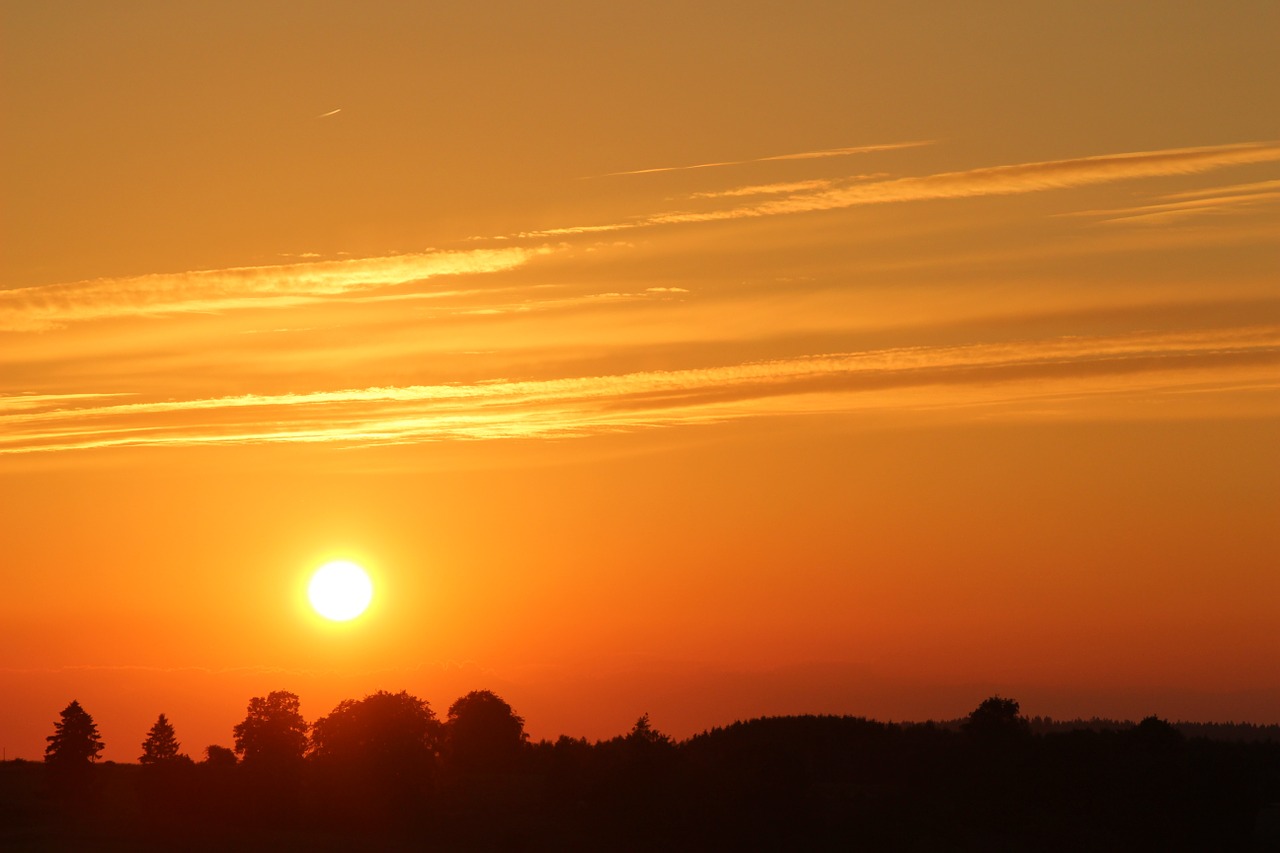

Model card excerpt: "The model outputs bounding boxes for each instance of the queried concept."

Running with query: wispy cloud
[1069,191,1280,225]
[585,141,930,178]
[449,289,651,317]
[527,142,1280,237]
[0,663,335,676]
[1067,175,1280,225]
[688,179,837,199]
[0,247,549,331]
[1161,178,1280,201]
[4,326,1275,455]
[0,392,127,412]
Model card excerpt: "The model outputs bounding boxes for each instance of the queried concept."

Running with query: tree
[232,690,307,770]
[232,691,308,823]
[203,744,238,767]
[140,713,184,764]
[1132,714,1183,750]
[310,690,441,822]
[135,713,195,824]
[444,690,528,774]
[45,700,105,768]
[962,695,1030,740]
[627,713,672,747]
[310,689,441,763]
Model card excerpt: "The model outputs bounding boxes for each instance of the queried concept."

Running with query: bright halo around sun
[308,560,374,622]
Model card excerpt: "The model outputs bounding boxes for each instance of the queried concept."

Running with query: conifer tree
[140,713,182,764]
[45,700,105,768]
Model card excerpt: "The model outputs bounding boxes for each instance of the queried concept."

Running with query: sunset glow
[1,2,1276,768]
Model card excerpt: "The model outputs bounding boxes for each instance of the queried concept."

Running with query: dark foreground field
[6,714,1280,852]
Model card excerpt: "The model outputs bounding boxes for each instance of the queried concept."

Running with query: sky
[2,1,1278,762]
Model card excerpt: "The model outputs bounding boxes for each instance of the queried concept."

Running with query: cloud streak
[688,178,838,199]
[16,142,1266,332]
[585,141,930,178]
[1161,178,1280,201]
[1,247,548,331]
[4,326,1275,455]
[1068,177,1280,225]
[528,142,1280,237]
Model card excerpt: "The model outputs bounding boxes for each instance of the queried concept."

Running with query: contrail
[316,108,342,119]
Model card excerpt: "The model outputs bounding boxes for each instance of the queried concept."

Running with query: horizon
[3,2,1277,766]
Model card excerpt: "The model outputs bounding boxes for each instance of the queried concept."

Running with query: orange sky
[3,1,1278,762]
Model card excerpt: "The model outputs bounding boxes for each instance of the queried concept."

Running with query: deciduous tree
[233,690,307,770]
[310,689,441,763]
[962,695,1030,740]
[203,744,238,766]
[310,690,441,822]
[444,690,527,774]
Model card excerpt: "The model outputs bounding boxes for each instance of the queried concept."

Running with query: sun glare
[308,560,373,622]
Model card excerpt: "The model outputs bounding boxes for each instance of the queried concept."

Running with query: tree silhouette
[135,712,195,828]
[203,744,238,766]
[44,699,106,800]
[1132,714,1183,746]
[232,690,308,824]
[233,690,307,770]
[140,713,185,764]
[311,689,441,763]
[10,693,1280,849]
[962,695,1030,740]
[44,700,104,768]
[444,689,528,775]
[310,690,441,824]
[627,713,672,747]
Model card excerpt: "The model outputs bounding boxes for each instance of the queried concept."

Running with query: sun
[308,560,374,621]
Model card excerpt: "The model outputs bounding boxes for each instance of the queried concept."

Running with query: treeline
[6,692,1280,851]
[924,715,1280,743]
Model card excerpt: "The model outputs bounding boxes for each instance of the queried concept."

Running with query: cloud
[688,179,837,199]
[1161,178,1280,201]
[1068,190,1280,226]
[525,142,1280,237]
[450,290,648,317]
[0,392,127,412]
[0,247,549,331]
[652,142,1280,221]
[1065,175,1280,225]
[585,141,930,178]
[0,663,335,676]
[4,325,1275,455]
